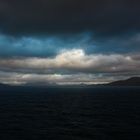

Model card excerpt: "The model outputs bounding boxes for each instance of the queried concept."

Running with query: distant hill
[107,77,140,86]
[0,83,11,88]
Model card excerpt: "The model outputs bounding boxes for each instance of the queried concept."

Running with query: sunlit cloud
[0,49,140,75]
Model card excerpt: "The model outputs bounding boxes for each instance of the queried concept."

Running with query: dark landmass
[0,83,11,88]
[107,77,140,86]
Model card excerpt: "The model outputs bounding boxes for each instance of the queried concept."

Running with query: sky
[0,0,140,85]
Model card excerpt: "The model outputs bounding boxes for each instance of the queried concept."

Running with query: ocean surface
[0,87,140,140]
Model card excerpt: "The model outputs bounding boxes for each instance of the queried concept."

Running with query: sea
[0,87,140,140]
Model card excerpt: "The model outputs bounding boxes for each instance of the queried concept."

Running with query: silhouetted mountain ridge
[107,77,140,86]
[0,83,11,88]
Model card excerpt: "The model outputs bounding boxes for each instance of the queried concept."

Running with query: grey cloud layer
[0,71,132,85]
[0,49,139,74]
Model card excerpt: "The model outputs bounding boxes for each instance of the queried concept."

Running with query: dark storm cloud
[1,32,140,58]
[0,0,140,36]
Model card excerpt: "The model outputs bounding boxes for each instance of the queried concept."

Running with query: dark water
[0,87,140,140]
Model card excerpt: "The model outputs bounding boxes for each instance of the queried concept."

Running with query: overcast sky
[0,0,140,85]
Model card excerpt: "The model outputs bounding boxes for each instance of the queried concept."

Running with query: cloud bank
[0,49,140,85]
[0,49,138,73]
